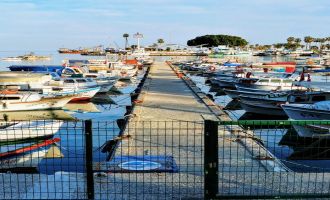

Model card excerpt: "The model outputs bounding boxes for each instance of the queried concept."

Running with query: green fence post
[204,120,219,199]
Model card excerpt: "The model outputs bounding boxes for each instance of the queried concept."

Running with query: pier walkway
[98,62,265,199]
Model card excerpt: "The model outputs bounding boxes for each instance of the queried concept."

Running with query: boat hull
[239,99,286,116]
[282,104,330,120]
[0,121,62,142]
[0,96,73,111]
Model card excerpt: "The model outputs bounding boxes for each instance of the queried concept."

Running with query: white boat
[0,91,73,111]
[236,77,301,91]
[0,110,74,121]
[0,71,52,90]
[282,101,330,138]
[42,77,101,101]
[0,137,60,169]
[282,101,330,120]
[1,57,22,62]
[239,91,330,117]
[0,120,62,142]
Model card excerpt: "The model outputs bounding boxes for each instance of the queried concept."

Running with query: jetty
[94,61,279,199]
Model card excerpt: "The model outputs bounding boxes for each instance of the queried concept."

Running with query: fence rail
[1,119,330,199]
[214,120,330,199]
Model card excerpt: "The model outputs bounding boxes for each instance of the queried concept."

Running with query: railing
[0,120,204,199]
[1,119,330,199]
[206,120,330,199]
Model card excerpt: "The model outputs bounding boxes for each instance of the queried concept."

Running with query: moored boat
[0,121,62,142]
[0,91,74,111]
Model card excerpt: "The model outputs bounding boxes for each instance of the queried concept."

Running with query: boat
[58,48,84,54]
[235,77,301,91]
[9,65,64,74]
[0,110,74,121]
[0,71,53,90]
[282,101,330,137]
[1,57,22,62]
[0,138,60,169]
[239,91,330,117]
[42,77,102,100]
[0,121,62,142]
[19,52,51,61]
[0,91,74,111]
[282,101,330,120]
[239,93,289,116]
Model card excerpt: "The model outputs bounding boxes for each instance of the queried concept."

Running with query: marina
[1,0,330,199]
[1,51,330,198]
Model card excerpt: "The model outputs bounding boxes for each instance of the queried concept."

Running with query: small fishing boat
[0,110,74,121]
[0,138,60,169]
[42,77,101,101]
[9,65,64,74]
[0,91,73,111]
[282,101,330,120]
[282,101,330,138]
[0,71,52,90]
[0,121,62,142]
[1,57,22,62]
[239,91,330,117]
[235,77,299,91]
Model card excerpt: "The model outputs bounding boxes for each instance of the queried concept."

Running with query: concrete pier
[97,62,270,199]
[99,62,215,199]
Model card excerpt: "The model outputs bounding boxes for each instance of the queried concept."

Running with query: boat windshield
[270,79,281,83]
[64,79,75,83]
[76,79,87,83]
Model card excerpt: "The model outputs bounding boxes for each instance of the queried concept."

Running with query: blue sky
[0,0,330,50]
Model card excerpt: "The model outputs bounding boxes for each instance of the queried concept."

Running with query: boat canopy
[9,65,64,75]
[0,71,52,83]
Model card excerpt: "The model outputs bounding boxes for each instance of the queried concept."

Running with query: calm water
[190,68,330,173]
[0,52,145,174]
[0,53,297,173]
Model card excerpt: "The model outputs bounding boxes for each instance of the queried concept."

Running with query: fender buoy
[133,100,143,104]
[209,65,216,72]
[0,90,18,94]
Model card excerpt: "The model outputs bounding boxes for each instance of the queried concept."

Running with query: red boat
[263,61,296,65]
[0,138,60,159]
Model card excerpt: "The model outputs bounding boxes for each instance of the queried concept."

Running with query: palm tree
[123,33,129,49]
[157,38,165,51]
[294,38,302,49]
[304,36,314,50]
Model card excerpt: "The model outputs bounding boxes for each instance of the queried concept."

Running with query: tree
[157,39,165,51]
[287,37,295,44]
[304,36,314,50]
[320,38,327,48]
[123,33,129,49]
[187,34,248,47]
[294,38,301,45]
[273,43,285,49]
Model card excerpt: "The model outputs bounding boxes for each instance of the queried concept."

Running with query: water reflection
[256,128,330,172]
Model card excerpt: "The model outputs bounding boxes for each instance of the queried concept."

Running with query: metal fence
[2,119,330,199]
[208,120,330,199]
[0,120,204,199]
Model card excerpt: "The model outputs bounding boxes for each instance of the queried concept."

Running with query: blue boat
[9,65,64,75]
[223,62,242,67]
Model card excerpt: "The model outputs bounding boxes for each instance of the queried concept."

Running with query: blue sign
[118,161,161,170]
